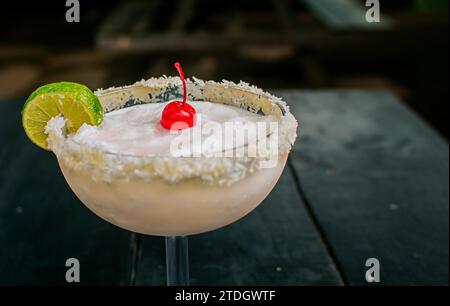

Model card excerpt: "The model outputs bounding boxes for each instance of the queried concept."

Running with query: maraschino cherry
[160,62,196,130]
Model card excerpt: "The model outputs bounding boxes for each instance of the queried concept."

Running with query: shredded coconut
[47,77,298,185]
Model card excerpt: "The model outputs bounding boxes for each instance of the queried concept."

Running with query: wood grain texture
[282,90,449,285]
[0,101,132,285]
[135,169,343,285]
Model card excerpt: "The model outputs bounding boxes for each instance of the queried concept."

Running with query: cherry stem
[174,62,187,107]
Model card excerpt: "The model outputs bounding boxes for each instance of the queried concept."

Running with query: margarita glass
[45,77,298,285]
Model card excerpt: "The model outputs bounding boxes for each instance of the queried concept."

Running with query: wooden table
[0,90,448,285]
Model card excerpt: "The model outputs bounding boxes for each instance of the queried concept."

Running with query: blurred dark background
[0,0,448,137]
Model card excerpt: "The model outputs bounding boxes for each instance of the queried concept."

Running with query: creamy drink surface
[72,101,272,157]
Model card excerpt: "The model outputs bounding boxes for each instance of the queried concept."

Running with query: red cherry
[160,100,196,130]
[160,62,196,130]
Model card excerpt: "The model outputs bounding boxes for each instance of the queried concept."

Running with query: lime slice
[22,82,103,150]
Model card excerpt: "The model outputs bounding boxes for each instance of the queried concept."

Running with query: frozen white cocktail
[21,63,298,285]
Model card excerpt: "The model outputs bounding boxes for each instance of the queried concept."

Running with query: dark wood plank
[0,101,132,285]
[135,168,343,285]
[0,100,22,176]
[282,90,449,285]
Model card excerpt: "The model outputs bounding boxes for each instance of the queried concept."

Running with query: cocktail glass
[46,78,298,285]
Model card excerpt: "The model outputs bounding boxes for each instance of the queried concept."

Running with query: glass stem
[165,236,189,286]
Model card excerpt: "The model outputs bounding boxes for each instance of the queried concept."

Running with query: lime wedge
[22,82,103,150]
